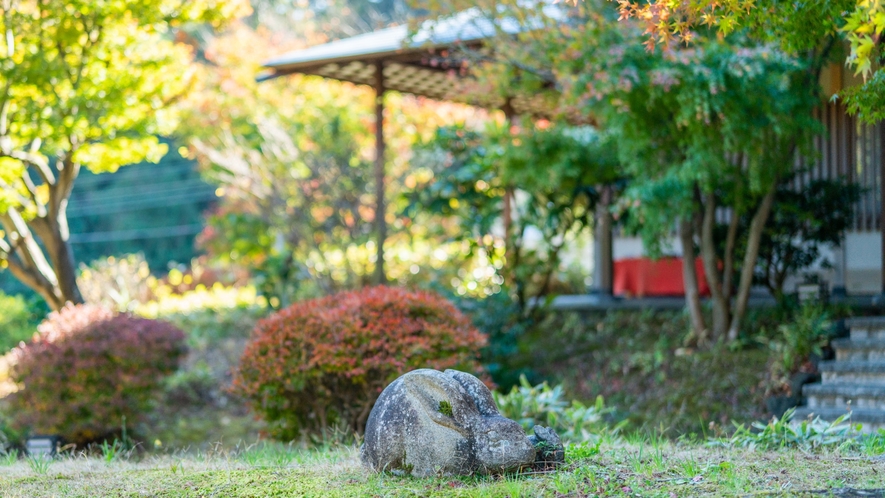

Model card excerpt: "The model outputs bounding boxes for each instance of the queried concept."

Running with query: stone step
[803,383,885,410]
[819,361,885,385]
[832,338,885,362]
[847,317,885,341]
[792,406,885,433]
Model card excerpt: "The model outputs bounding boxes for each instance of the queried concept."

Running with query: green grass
[0,439,882,497]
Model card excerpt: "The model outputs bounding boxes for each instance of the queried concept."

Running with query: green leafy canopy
[0,0,247,308]
[0,0,246,179]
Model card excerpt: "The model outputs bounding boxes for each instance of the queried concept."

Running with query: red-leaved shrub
[7,304,187,445]
[232,286,487,440]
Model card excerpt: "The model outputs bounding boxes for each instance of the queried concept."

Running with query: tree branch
[0,209,58,287]
[727,184,777,341]
[680,218,707,345]
[4,149,56,185]
[52,153,78,218]
[0,210,63,309]
[722,206,739,301]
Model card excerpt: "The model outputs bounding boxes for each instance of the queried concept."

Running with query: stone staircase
[795,317,885,432]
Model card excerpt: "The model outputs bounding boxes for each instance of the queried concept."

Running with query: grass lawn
[1,438,882,497]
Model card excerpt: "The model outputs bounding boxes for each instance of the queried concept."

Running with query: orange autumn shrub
[232,286,487,440]
[7,304,187,445]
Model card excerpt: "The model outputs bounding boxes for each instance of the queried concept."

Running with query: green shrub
[7,304,187,445]
[713,408,858,451]
[156,306,267,347]
[493,375,620,443]
[758,302,834,395]
[0,292,43,353]
[233,286,487,441]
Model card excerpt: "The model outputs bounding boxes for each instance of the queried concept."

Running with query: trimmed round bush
[7,304,187,445]
[232,286,487,441]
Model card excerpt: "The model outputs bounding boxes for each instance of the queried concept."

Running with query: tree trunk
[700,193,729,341]
[46,217,83,306]
[0,155,84,310]
[48,235,83,306]
[1,210,68,310]
[679,218,707,345]
[727,186,777,341]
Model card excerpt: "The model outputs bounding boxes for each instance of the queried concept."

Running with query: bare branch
[51,154,78,217]
[1,209,59,288]
[0,83,11,137]
[2,251,63,309]
[4,149,56,184]
[0,212,63,308]
[722,205,739,301]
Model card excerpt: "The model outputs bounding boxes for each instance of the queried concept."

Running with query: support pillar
[591,185,614,297]
[374,60,387,285]
[501,100,515,245]
[878,124,885,296]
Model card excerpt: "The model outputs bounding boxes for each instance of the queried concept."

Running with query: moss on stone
[437,400,453,417]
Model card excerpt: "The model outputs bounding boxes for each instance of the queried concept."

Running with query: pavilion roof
[258,9,556,116]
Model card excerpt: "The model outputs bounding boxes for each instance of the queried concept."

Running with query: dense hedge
[7,304,187,445]
[233,286,487,441]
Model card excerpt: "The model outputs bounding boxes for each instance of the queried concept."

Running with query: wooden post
[880,124,885,294]
[592,185,614,296]
[374,60,387,285]
[501,100,515,246]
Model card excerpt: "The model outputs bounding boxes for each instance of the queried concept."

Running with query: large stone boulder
[360,369,536,477]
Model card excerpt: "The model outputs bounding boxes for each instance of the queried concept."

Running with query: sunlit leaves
[72,137,169,174]
[843,1,885,78]
[0,1,205,170]
[0,0,245,306]
[407,121,619,302]
[610,0,885,121]
[0,157,27,212]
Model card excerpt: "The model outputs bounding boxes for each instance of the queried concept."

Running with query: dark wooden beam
[501,99,515,247]
[593,186,614,297]
[881,123,885,294]
[375,60,387,285]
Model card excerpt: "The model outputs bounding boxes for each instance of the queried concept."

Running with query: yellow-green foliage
[77,255,155,312]
[0,292,39,353]
[136,283,266,318]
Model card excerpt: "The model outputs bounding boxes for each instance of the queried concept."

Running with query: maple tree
[0,0,248,310]
[613,0,885,122]
[416,1,823,342]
